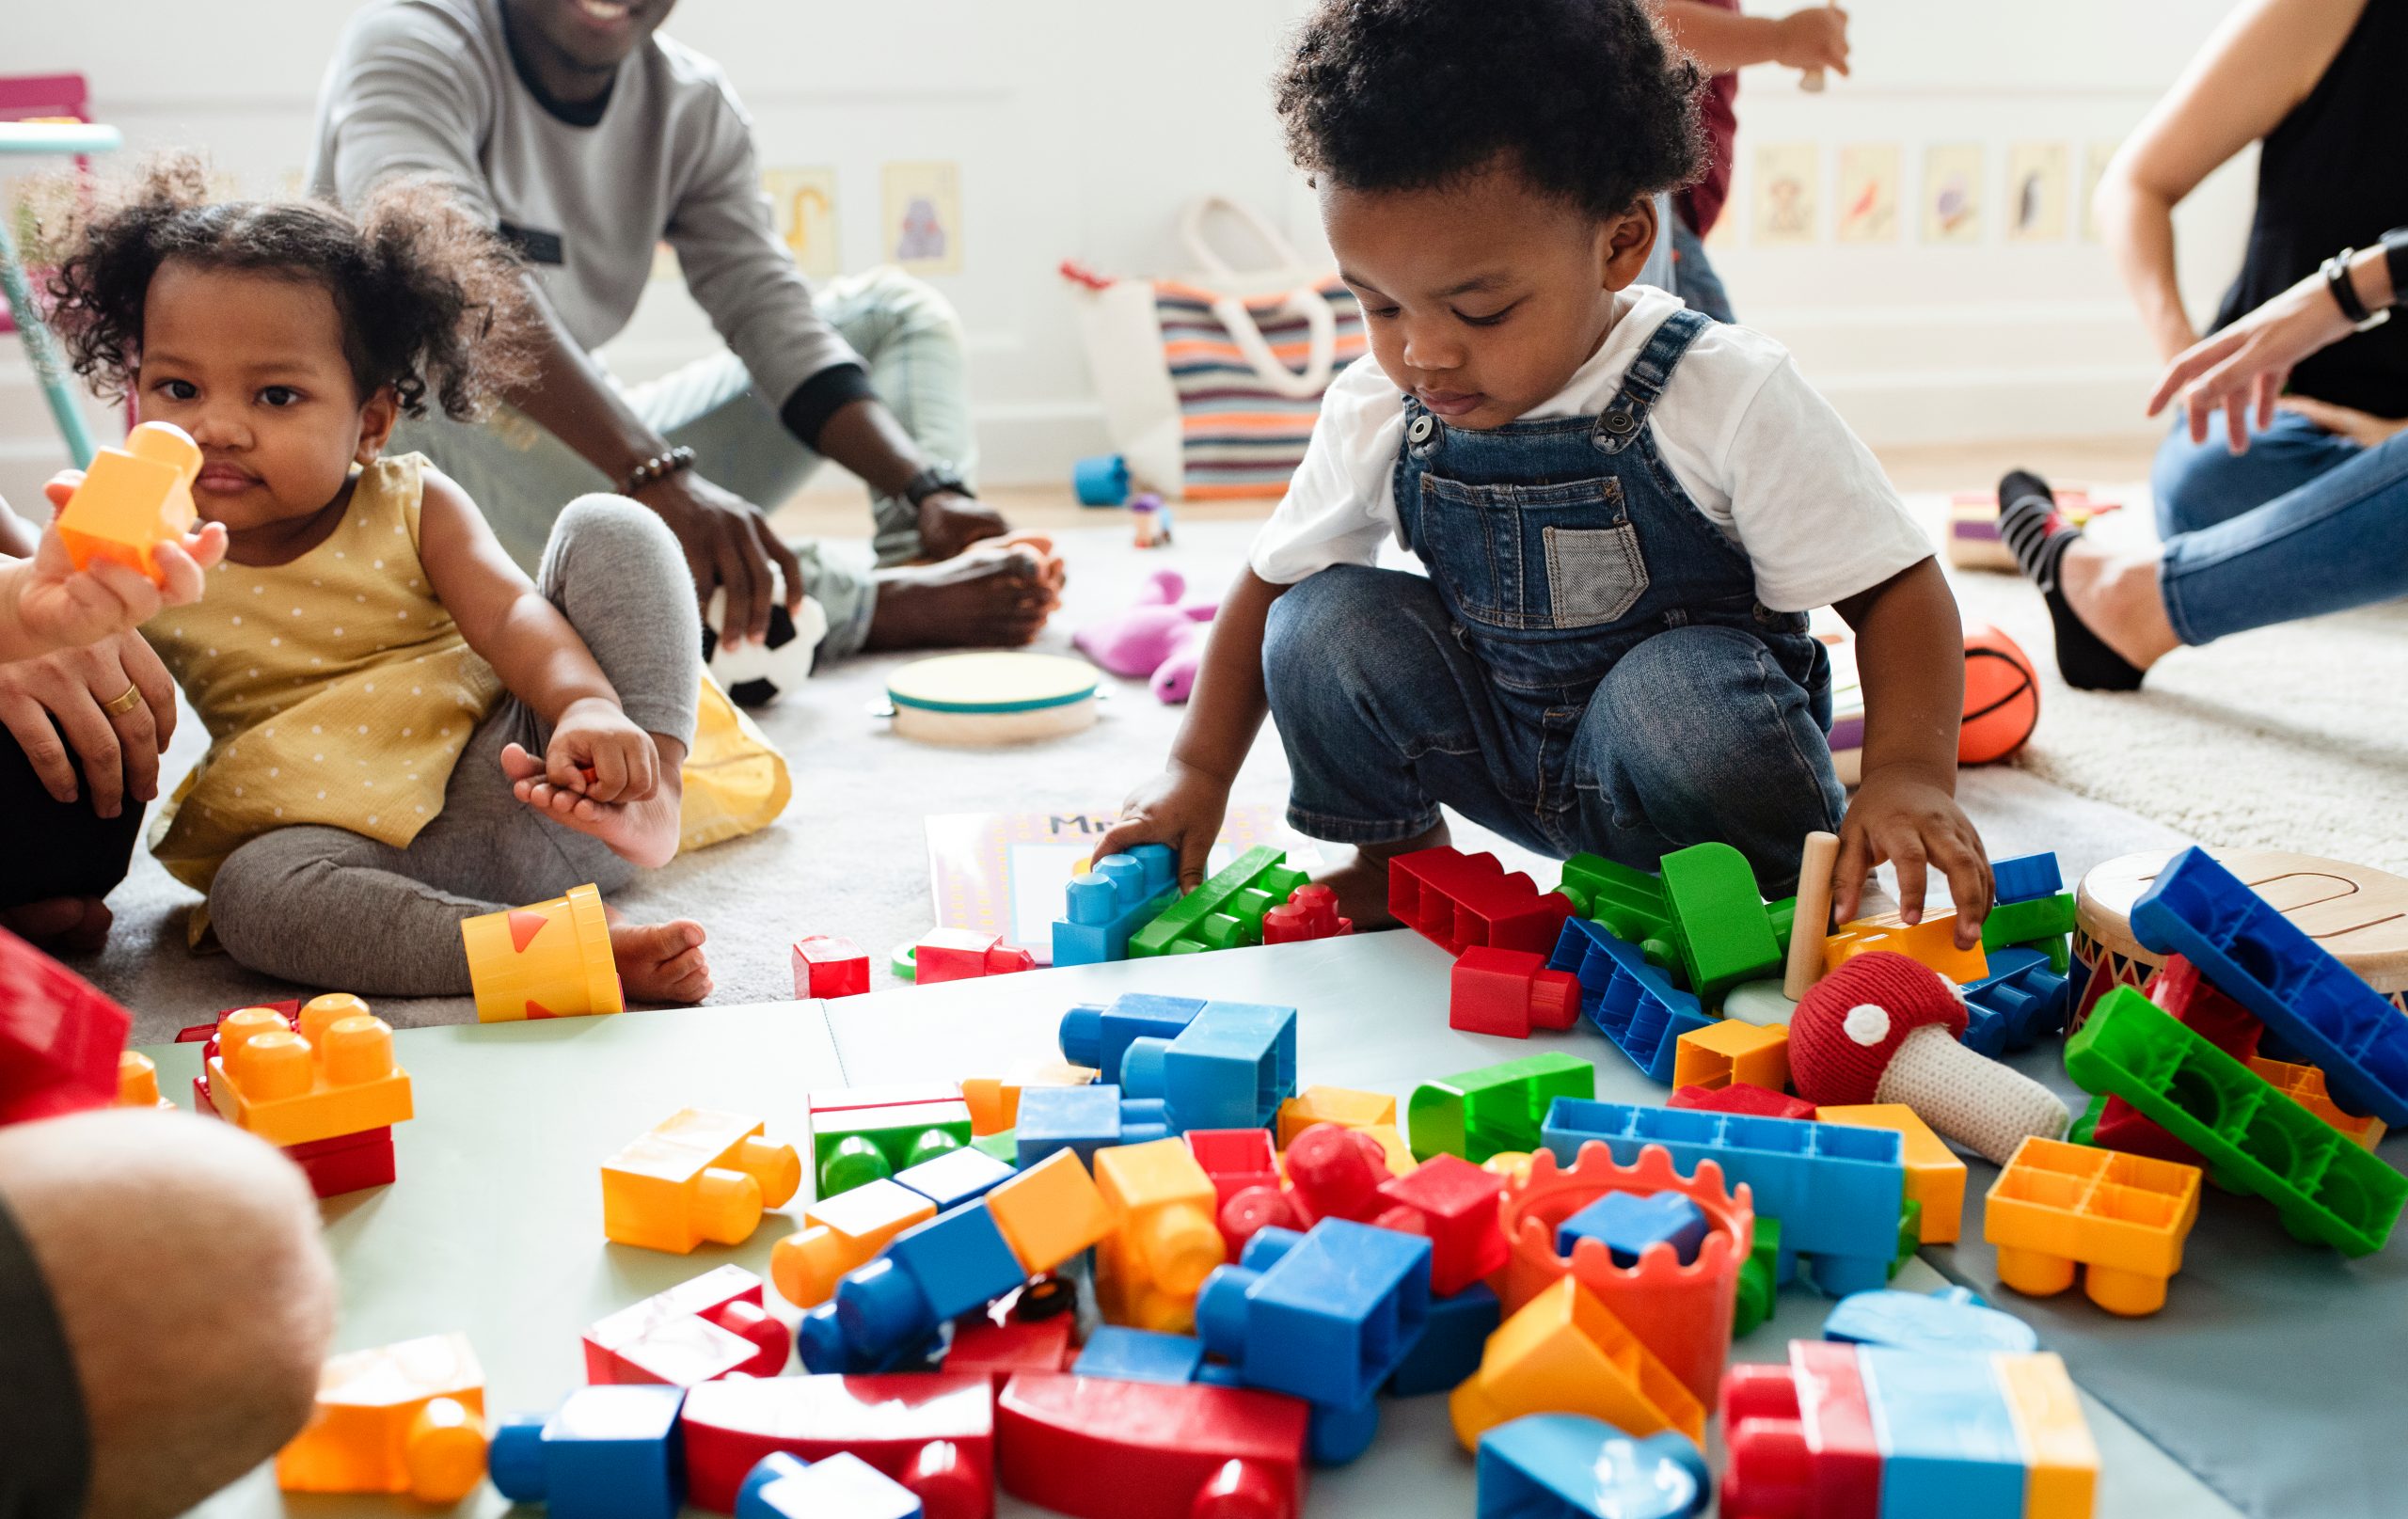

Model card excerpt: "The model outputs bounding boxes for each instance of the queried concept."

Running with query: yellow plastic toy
[1670,1020,1791,1094]
[1093,1139,1226,1332]
[276,1332,487,1503]
[1995,1351,2102,1519]
[204,996,413,1147]
[1818,1102,1967,1244]
[960,1058,1098,1136]
[115,1050,177,1111]
[1825,910,1989,985]
[460,882,623,1022]
[983,1147,1117,1276]
[55,421,200,582]
[1448,1274,1706,1450]
[1985,1135,2202,1315]
[1275,1085,1397,1148]
[769,1179,937,1307]
[601,1109,800,1255]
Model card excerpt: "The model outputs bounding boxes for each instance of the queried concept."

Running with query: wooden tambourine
[875,653,1101,746]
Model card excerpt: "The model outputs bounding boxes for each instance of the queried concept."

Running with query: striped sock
[1995,470,2145,691]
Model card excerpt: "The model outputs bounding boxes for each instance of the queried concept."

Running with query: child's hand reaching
[1830,763,1993,948]
[538,697,659,803]
[1095,761,1235,891]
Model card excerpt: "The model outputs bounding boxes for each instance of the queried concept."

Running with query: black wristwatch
[901,464,973,509]
[2323,247,2391,332]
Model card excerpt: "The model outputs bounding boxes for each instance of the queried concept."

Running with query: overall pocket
[1416,474,1647,631]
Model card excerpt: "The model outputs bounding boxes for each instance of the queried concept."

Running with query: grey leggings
[207,495,703,995]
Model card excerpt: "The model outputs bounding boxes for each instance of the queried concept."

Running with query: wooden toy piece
[1667,1082,1814,1121]
[1260,882,1354,944]
[460,882,624,1023]
[1816,1103,1966,1244]
[115,1050,177,1111]
[1986,1136,2202,1316]
[1450,945,1581,1038]
[984,1147,1117,1276]
[204,995,414,1147]
[993,1371,1307,1519]
[960,1058,1095,1136]
[791,935,871,998]
[276,1332,488,1503]
[770,1179,938,1308]
[1388,847,1576,957]
[680,1371,994,1516]
[0,926,134,1124]
[1095,1138,1227,1331]
[1476,1415,1709,1519]
[54,420,200,581]
[1783,831,1840,998]
[1275,1084,1395,1148]
[602,1109,800,1255]
[884,651,1099,746]
[913,927,1037,985]
[1824,909,1989,984]
[1669,1020,1790,1094]
[1449,1274,1705,1450]
[583,1264,788,1386]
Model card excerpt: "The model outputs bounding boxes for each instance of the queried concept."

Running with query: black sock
[1997,470,2146,691]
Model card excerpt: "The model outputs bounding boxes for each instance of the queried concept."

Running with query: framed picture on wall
[1923,144,1985,245]
[1751,143,1819,246]
[2007,144,2069,243]
[2081,142,2118,243]
[765,166,841,278]
[882,162,963,276]
[1836,144,1900,244]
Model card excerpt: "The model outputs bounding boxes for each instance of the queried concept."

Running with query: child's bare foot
[1312,825,1450,932]
[609,919,713,1004]
[866,539,1064,650]
[500,738,686,870]
[0,895,112,954]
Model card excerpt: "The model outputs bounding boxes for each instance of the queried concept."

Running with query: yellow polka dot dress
[145,454,503,894]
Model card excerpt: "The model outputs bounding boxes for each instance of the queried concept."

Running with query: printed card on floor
[883,161,963,275]
[766,166,842,278]
[2007,143,2068,243]
[1923,144,1985,245]
[1751,143,1820,247]
[1836,144,1901,244]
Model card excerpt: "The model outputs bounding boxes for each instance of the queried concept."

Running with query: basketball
[1961,623,2040,763]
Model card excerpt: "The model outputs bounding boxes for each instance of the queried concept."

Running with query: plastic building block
[1475,1415,1708,1519]
[1982,892,2077,951]
[1823,1287,2038,1356]
[0,930,134,1124]
[1450,945,1581,1037]
[1014,1084,1132,1167]
[54,421,199,579]
[894,1146,1016,1212]
[1543,1100,1904,1299]
[2087,955,2265,1166]
[488,1384,686,1519]
[1555,853,1685,969]
[1186,1127,1280,1208]
[1217,1184,1303,1258]
[1374,1152,1508,1296]
[1057,993,1206,1082]
[1389,1281,1501,1397]
[1669,1082,1815,1121]
[203,996,413,1147]
[983,1147,1117,1274]
[913,927,1037,984]
[960,1058,1095,1135]
[285,1126,396,1198]
[1671,1019,1790,1093]
[1197,1220,1433,1412]
[972,1130,1017,1163]
[1281,1122,1390,1226]
[1732,1217,1782,1338]
[681,1372,991,1517]
[583,1265,787,1386]
[2130,846,2408,1127]
[1555,1191,1708,1267]
[1450,1274,1705,1450]
[1261,882,1354,944]
[1994,1351,2103,1519]
[1545,920,1713,1082]
[770,1180,937,1308]
[1409,1052,1595,1163]
[1824,910,1989,984]
[1120,1000,1298,1133]
[943,1314,1076,1390]
[2249,1053,2388,1148]
[1860,1346,2029,1519]
[1073,1326,1206,1385]
[277,1333,488,1503]
[791,936,871,999]
[462,883,624,1022]
[1984,1135,2202,1315]
[1275,1084,1396,1148]
[1129,846,1310,957]
[1990,852,2063,907]
[1054,845,1180,966]
[1719,1340,1881,1519]
[1657,842,1782,999]
[810,1083,966,1116]
[1815,1104,1964,1245]
[1960,947,2070,1054]
[737,1451,922,1519]
[1095,1138,1227,1331]
[602,1110,800,1255]
[114,1051,177,1112]
[2065,986,2404,1255]
[1389,847,1577,957]
[813,1100,972,1198]
[993,1371,1307,1519]
[828,1203,1029,1366]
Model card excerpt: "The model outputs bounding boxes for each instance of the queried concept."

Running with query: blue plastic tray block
[1054,847,1180,968]
[1195,1220,1434,1408]
[1961,947,2069,1054]
[528,1384,688,1519]
[1860,1348,2027,1519]
[1476,1416,1709,1519]
[1546,919,1713,1083]
[1015,1084,1125,1167]
[1555,1191,1709,1266]
[1120,1000,1300,1133]
[2130,847,2408,1127]
[1989,852,2064,907]
[1072,1326,1207,1385]
[738,1451,924,1519]
[1823,1288,2038,1357]
[1056,993,1207,1082]
[892,1147,1017,1211]
[1387,1281,1499,1397]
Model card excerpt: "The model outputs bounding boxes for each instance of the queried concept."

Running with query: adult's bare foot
[866,540,1064,651]
[1,896,113,955]
[500,740,686,870]
[1313,824,1451,932]
[609,919,713,1004]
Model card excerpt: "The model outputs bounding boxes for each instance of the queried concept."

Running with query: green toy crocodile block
[1406,1052,1595,1163]
[1128,846,1309,958]
[2064,987,2404,1257]
[1981,892,2077,952]
[1659,842,1782,1001]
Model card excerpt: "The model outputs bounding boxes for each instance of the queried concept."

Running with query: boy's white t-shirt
[1248,285,1933,614]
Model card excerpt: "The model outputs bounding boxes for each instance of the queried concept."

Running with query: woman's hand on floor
[1832,764,1993,947]
[1096,761,1235,892]
[0,629,177,818]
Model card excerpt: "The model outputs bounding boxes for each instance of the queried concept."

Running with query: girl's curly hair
[1275,0,1706,218]
[39,155,535,419]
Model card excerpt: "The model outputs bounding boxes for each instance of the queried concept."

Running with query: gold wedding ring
[102,684,143,717]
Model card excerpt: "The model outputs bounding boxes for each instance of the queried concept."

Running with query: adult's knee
[856,266,967,348]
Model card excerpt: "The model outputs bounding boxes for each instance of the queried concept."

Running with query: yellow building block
[1362,1122,1415,1177]
[960,1058,1097,1136]
[601,1109,800,1254]
[1825,910,1989,984]
[984,1147,1117,1275]
[1818,1102,1966,1244]
[460,883,624,1022]
[1448,1274,1705,1450]
[276,1332,487,1503]
[2248,1055,2388,1149]
[1671,1020,1791,1093]
[1093,1138,1226,1332]
[1276,1085,1397,1149]
[55,421,199,581]
[768,1179,936,1307]
[116,1050,176,1111]
[205,996,412,1147]
[1985,1136,2201,1316]
[1995,1351,2100,1519]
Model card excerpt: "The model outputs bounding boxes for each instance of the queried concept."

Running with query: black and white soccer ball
[701,569,829,706]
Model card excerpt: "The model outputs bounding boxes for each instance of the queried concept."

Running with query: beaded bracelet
[622,445,697,495]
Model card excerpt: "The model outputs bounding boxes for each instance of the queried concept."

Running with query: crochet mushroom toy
[1789,950,2069,1164]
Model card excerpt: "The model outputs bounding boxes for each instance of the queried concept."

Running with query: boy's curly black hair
[1275,0,1705,218]
[39,155,535,419]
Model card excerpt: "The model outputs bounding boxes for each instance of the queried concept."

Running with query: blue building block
[793,1303,946,1375]
[1860,1347,2028,1519]
[1307,1397,1384,1466]
[1961,947,2069,1053]
[1057,992,1206,1082]
[1053,846,1180,967]
[1015,1084,1127,1166]
[1120,999,1299,1133]
[1196,1220,1434,1412]
[832,1201,1027,1363]
[1543,1099,1904,1297]
[1546,919,1713,1083]
[737,1452,922,1519]
[488,1384,686,1519]
[1476,1416,1708,1519]
[1387,1281,1499,1397]
[1822,1288,2038,1357]
[1072,1326,1206,1385]
[1989,852,2064,907]
[1554,1190,1708,1266]
[892,1146,1017,1212]
[2131,846,2408,1127]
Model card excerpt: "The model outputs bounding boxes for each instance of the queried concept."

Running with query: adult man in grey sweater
[309,0,1059,665]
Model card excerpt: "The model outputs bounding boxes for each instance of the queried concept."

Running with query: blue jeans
[1669,217,1737,324]
[2150,414,2408,644]
[1262,566,1844,894]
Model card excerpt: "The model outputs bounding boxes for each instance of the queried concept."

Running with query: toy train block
[114,1051,178,1112]
[1058,992,1207,1082]
[286,1125,397,1198]
[813,1100,974,1198]
[1816,1104,1964,1245]
[1961,948,2071,1055]
[203,994,413,1147]
[943,1313,1078,1390]
[1389,847,1576,957]
[737,1451,924,1519]
[1261,882,1354,944]
[0,929,135,1125]
[1450,1274,1706,1451]
[1657,842,1782,999]
[914,928,1037,985]
[1450,945,1581,1037]
[462,883,623,1022]
[1073,1325,1208,1385]
[791,936,871,999]
[770,1180,937,1308]
[994,1372,1307,1519]
[54,420,200,580]
[1095,1138,1228,1332]
[1119,999,1298,1135]
[1546,921,1712,1083]
[1823,1287,2039,1357]
[489,1384,687,1519]
[983,1147,1117,1275]
[1984,1135,2203,1316]
[602,1109,800,1255]
[679,1372,993,1516]
[1129,846,1310,957]
[1375,1152,1508,1297]
[1409,1052,1595,1163]
[1275,1084,1396,1148]
[1989,852,2065,907]
[276,1332,488,1504]
[1824,910,1988,985]
[1054,845,1180,967]
[1476,1415,1709,1519]
[960,1058,1095,1135]
[583,1265,788,1386]
[1670,1082,1815,1121]
[1671,1020,1791,1094]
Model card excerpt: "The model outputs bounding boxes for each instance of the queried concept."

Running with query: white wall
[5,0,2252,504]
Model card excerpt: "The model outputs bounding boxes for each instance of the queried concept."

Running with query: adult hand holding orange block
[49,421,212,582]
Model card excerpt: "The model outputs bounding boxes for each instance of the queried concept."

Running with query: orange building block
[1275,1085,1397,1149]
[55,421,199,581]
[1817,1103,1966,1244]
[276,1332,487,1503]
[1361,1123,1415,1177]
[961,1058,1098,1136]
[1824,910,1989,984]
[985,1147,1117,1275]
[1985,1136,2202,1316]
[602,1109,800,1254]
[768,1179,937,1307]
[116,1050,177,1111]
[2248,1055,2388,1149]
[1448,1274,1705,1451]
[460,883,624,1023]
[1670,1020,1791,1094]
[1996,1351,2101,1519]
[204,995,412,1147]
[1093,1139,1227,1332]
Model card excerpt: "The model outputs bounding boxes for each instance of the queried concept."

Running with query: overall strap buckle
[1594,306,1713,453]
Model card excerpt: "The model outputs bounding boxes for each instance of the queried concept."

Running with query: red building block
[1719,1339,1883,1519]
[915,928,1037,985]
[792,936,872,999]
[1668,1083,1817,1121]
[1450,945,1581,1038]
[286,1126,395,1198]
[2094,955,2268,1165]
[995,1372,1307,1519]
[1261,884,1354,945]
[1282,1122,1389,1227]
[1374,1153,1507,1297]
[582,1264,788,1388]
[943,1314,1077,1391]
[0,928,133,1125]
[1389,847,1576,957]
[1216,1185,1302,1258]
[681,1371,995,1517]
[1186,1129,1281,1207]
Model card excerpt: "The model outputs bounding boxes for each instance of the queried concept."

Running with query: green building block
[2066,987,2405,1257]
[1766,896,1797,958]
[810,1100,974,1199]
[1733,1215,1782,1337]
[2041,935,2071,974]
[2067,1093,2105,1147]
[1556,854,1686,973]
[973,1129,1019,1164]
[1889,1197,1922,1279]
[1406,1052,1595,1163]
[1982,892,2077,951]
[1658,842,1781,1000]
[1128,846,1309,957]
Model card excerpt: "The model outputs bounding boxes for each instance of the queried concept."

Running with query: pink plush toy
[1073,568,1217,704]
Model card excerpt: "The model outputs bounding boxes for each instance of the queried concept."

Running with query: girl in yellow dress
[43,162,714,1003]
